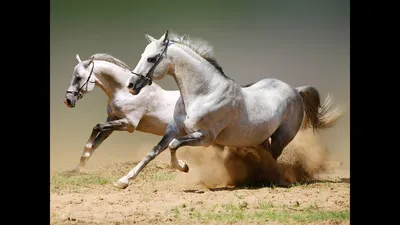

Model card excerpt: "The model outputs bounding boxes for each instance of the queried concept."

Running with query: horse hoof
[182,164,189,173]
[178,160,189,173]
[112,181,129,189]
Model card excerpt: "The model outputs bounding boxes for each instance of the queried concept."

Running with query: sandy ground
[50,130,350,225]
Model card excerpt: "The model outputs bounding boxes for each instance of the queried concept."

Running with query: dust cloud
[176,128,347,188]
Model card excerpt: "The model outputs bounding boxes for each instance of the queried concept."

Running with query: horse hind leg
[269,121,299,161]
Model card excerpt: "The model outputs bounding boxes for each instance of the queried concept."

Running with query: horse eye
[147,54,160,63]
[76,76,82,81]
[147,56,157,63]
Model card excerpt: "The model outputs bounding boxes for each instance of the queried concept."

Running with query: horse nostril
[127,83,133,89]
[66,99,71,105]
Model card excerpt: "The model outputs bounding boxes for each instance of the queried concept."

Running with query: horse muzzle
[127,87,137,95]
[127,82,138,95]
[128,72,153,95]
[64,96,76,108]
[127,80,150,95]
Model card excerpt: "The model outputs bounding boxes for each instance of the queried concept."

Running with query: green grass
[51,171,112,191]
[149,171,177,182]
[176,202,349,224]
[50,162,177,192]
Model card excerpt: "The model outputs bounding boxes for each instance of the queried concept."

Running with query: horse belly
[214,120,277,147]
[136,117,168,136]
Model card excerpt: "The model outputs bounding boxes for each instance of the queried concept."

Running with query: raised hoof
[177,160,189,173]
[182,164,189,173]
[112,181,129,189]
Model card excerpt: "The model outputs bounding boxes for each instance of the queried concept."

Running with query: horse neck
[93,60,131,100]
[169,44,227,102]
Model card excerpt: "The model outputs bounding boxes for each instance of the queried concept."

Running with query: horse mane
[169,33,232,80]
[89,53,132,70]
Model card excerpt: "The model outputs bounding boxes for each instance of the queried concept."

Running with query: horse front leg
[75,130,114,172]
[74,118,131,172]
[113,124,180,189]
[168,130,218,172]
[168,131,208,151]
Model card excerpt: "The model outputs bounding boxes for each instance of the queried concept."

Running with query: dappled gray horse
[113,31,343,189]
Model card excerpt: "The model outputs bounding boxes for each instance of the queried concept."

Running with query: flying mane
[169,33,231,79]
[89,53,132,70]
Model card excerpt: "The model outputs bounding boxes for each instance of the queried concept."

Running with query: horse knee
[93,123,102,131]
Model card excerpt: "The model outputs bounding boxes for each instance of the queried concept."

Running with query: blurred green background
[50,0,349,170]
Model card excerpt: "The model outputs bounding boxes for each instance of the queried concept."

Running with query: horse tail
[295,85,346,131]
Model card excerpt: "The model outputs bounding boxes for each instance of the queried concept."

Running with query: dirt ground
[50,130,350,225]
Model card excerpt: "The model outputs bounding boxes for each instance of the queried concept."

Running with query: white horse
[114,31,343,189]
[64,53,188,172]
[64,53,266,174]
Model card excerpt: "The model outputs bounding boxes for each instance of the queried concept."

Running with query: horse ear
[76,54,82,63]
[160,30,169,44]
[83,59,93,68]
[144,34,157,43]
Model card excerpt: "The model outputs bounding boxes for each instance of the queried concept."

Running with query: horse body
[151,40,304,150]
[214,78,304,147]
[115,31,343,189]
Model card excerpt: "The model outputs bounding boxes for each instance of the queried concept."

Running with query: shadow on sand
[199,177,350,192]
